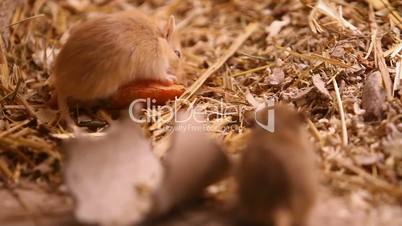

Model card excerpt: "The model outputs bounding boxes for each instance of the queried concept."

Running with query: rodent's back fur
[53,10,176,101]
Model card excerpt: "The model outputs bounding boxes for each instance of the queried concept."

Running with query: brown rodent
[52,10,181,125]
[236,104,317,226]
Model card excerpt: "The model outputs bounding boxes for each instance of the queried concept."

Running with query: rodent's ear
[164,15,176,40]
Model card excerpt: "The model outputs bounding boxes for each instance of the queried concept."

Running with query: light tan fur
[53,10,180,126]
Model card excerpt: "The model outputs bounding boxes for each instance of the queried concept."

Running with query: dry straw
[0,0,401,212]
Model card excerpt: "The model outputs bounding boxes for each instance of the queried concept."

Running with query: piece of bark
[312,74,331,99]
[290,86,314,100]
[361,71,386,121]
[266,67,285,86]
[266,16,290,38]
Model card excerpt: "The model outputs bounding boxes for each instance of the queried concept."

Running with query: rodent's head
[160,16,182,78]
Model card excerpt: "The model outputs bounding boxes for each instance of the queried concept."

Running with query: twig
[232,63,274,77]
[314,0,361,34]
[393,59,401,96]
[238,51,272,61]
[332,79,348,146]
[326,70,343,85]
[0,157,13,180]
[0,119,31,137]
[0,37,10,89]
[276,45,350,68]
[387,42,402,58]
[97,110,113,125]
[0,136,60,160]
[50,132,106,139]
[306,118,322,143]
[375,39,393,100]
[369,4,393,100]
[17,95,37,118]
[308,6,324,33]
[365,27,377,59]
[0,78,22,103]
[367,0,402,30]
[2,14,45,30]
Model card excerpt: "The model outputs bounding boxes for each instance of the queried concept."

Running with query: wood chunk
[312,74,331,99]
[362,71,386,121]
[266,67,285,86]
[290,86,314,100]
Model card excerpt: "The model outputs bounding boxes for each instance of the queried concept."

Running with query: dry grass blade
[314,0,360,34]
[0,136,60,160]
[384,41,402,58]
[2,14,45,30]
[0,119,30,137]
[0,36,10,89]
[50,132,106,140]
[367,0,402,29]
[276,45,350,68]
[17,95,37,118]
[365,28,377,59]
[307,118,322,143]
[394,59,401,96]
[374,37,393,100]
[180,23,259,102]
[333,79,348,146]
[369,5,393,100]
[232,63,274,78]
[0,157,13,180]
[335,158,402,198]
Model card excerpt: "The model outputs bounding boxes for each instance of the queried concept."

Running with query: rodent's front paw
[163,74,177,85]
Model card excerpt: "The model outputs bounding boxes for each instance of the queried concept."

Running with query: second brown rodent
[236,105,318,226]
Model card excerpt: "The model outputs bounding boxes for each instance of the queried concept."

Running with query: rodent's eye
[174,50,181,58]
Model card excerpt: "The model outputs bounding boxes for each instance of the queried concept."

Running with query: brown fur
[53,10,180,124]
[236,105,317,226]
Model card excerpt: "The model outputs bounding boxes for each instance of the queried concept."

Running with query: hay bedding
[0,0,402,225]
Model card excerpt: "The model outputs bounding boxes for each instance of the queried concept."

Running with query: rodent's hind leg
[57,95,78,131]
